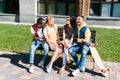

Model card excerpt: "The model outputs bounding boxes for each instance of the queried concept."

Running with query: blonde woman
[58,17,76,74]
[44,15,63,73]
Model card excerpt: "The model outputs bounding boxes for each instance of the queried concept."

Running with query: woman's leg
[46,46,62,73]
[59,47,68,73]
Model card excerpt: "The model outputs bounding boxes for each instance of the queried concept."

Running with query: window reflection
[57,3,66,15]
[113,3,120,17]
[37,0,76,15]
[38,3,45,14]
[47,2,55,14]
[90,3,101,16]
[68,3,75,15]
[0,0,3,13]
[101,3,111,17]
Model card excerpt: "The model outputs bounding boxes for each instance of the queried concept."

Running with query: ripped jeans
[29,40,49,64]
[68,43,89,70]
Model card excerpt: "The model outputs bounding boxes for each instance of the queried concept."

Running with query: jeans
[68,43,89,70]
[63,39,71,65]
[29,40,49,64]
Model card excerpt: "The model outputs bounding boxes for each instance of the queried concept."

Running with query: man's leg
[68,44,80,66]
[72,45,89,76]
[38,42,49,67]
[77,45,89,71]
[29,40,40,73]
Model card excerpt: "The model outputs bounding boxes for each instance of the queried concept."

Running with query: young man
[68,16,91,76]
[29,17,49,73]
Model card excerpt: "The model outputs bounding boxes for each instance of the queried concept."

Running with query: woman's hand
[64,41,69,47]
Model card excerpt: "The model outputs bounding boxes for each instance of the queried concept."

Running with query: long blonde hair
[46,15,54,27]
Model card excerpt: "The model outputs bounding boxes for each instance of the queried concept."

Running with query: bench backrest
[58,28,97,45]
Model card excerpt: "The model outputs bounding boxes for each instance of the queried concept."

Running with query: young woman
[58,16,75,74]
[44,15,63,73]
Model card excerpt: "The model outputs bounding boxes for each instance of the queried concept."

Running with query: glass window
[47,0,55,1]
[114,0,119,2]
[113,3,120,17]
[38,3,45,14]
[58,0,66,2]
[57,3,66,15]
[90,3,101,16]
[47,2,55,14]
[37,0,76,15]
[0,0,3,13]
[3,0,19,14]
[68,3,76,15]
[91,0,100,3]
[90,0,120,17]
[91,0,100,1]
[106,0,112,2]
[101,3,111,17]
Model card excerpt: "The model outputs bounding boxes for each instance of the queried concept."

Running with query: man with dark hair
[69,16,91,76]
[29,17,49,73]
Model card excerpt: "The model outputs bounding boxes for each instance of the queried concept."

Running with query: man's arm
[83,28,91,43]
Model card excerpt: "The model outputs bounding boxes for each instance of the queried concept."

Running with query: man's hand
[77,38,83,43]
[34,37,43,41]
[34,37,39,40]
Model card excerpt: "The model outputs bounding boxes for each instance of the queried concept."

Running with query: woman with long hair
[58,16,76,74]
[44,15,63,73]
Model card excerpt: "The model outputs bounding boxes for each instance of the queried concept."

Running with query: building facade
[0,0,120,25]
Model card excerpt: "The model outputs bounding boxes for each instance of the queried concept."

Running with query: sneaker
[80,67,85,72]
[29,66,34,73]
[72,69,80,77]
[38,60,44,67]
[46,64,52,73]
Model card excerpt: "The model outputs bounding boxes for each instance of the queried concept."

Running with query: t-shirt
[44,24,58,42]
[64,24,75,40]
[31,26,44,38]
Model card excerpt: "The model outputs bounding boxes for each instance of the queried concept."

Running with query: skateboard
[89,46,110,77]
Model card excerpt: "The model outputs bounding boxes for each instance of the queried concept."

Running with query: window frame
[37,0,76,16]
[90,0,120,17]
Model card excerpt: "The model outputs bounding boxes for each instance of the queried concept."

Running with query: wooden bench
[37,27,97,69]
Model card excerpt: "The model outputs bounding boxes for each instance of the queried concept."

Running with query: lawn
[0,24,120,62]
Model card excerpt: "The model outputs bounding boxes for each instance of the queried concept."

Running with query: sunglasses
[67,19,70,21]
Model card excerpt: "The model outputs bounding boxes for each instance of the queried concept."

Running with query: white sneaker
[29,66,34,73]
[38,60,44,67]
[46,64,52,73]
[80,67,85,72]
[72,69,80,77]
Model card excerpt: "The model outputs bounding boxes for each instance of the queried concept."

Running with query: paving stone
[0,51,119,80]
[0,75,6,80]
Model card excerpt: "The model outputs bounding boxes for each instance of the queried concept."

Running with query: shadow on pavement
[0,51,63,73]
[0,51,104,77]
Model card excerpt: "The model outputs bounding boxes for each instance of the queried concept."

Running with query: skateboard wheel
[107,68,111,72]
[101,69,104,72]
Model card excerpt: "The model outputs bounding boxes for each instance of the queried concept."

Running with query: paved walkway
[0,21,120,29]
[0,51,120,80]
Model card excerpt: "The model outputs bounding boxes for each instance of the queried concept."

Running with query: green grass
[90,27,120,62]
[0,24,32,52]
[0,24,120,62]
